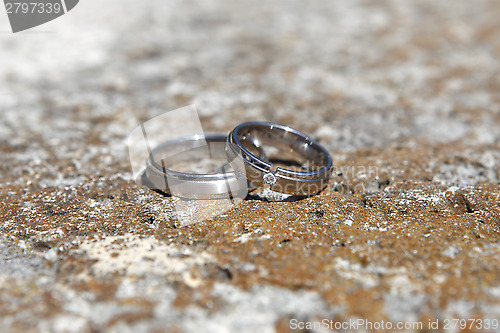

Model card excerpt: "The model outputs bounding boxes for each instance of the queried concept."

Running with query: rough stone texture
[1,0,500,332]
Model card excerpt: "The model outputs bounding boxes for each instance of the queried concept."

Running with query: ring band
[226,122,333,195]
[146,135,248,200]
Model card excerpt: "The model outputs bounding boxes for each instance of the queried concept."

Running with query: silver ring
[146,135,248,200]
[226,122,333,196]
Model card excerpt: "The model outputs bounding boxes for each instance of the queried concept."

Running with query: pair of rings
[146,122,333,199]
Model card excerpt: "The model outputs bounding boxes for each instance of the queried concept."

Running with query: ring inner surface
[237,125,330,173]
[151,138,233,175]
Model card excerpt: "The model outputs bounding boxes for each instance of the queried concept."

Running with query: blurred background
[1,0,499,186]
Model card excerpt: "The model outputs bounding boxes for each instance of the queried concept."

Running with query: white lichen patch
[79,234,213,279]
[333,257,421,292]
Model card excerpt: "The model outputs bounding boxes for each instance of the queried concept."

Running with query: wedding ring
[146,135,248,200]
[226,122,333,195]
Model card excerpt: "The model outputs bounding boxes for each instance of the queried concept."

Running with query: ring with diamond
[146,134,249,200]
[225,122,333,196]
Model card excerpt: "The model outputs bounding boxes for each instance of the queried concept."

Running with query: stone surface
[1,0,500,332]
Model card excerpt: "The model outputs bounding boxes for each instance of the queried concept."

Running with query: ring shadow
[139,170,171,197]
[245,192,313,203]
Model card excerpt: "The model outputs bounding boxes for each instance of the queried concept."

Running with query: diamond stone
[263,173,276,185]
